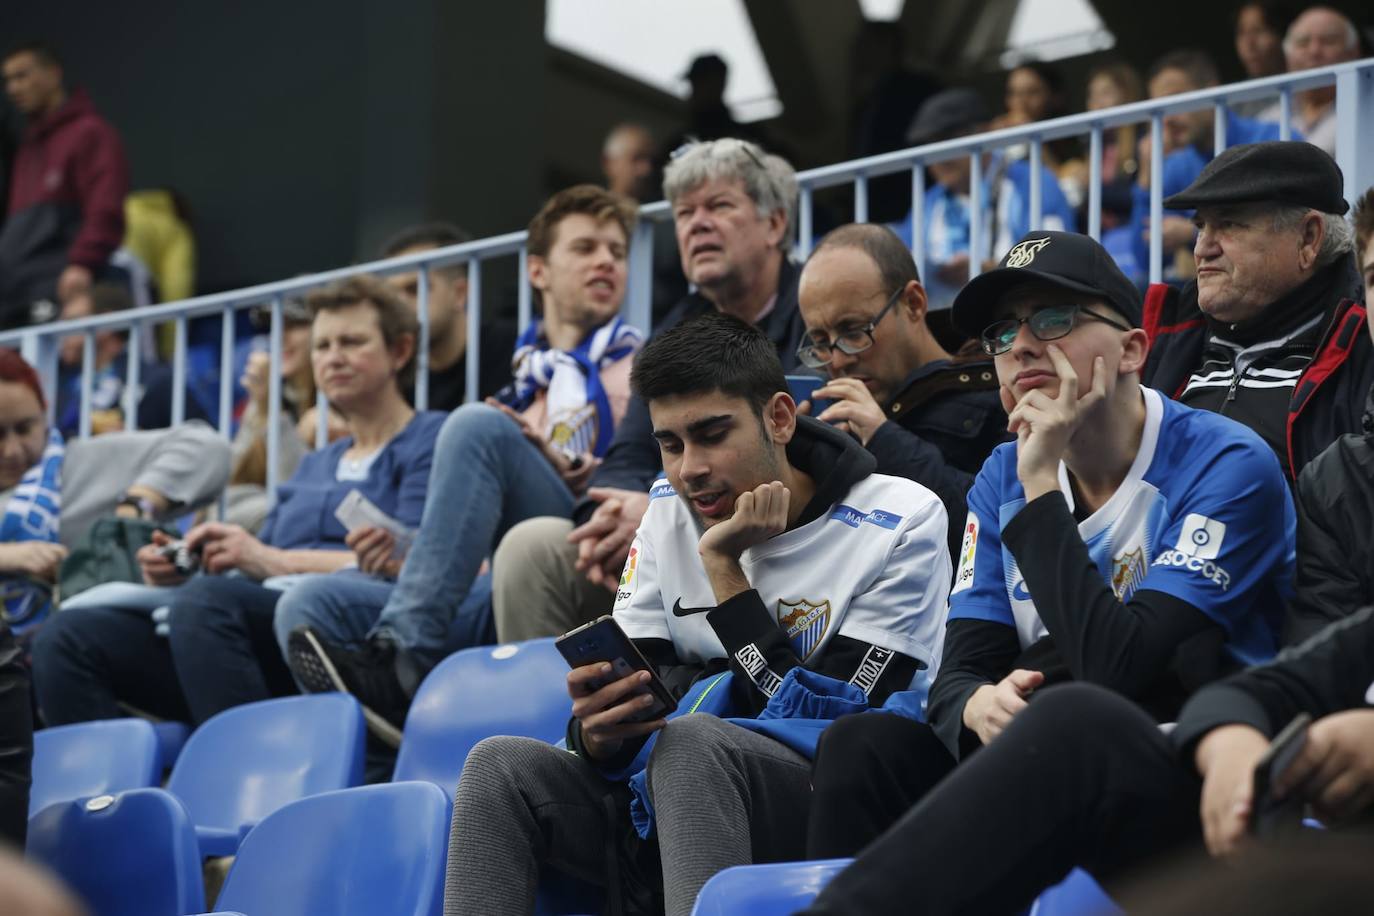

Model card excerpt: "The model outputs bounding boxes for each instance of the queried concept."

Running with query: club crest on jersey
[1112,547,1146,600]
[777,598,831,660]
[1004,237,1051,268]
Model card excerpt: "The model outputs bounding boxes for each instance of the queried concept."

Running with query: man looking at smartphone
[445,312,951,916]
[801,229,1297,865]
[795,222,1006,558]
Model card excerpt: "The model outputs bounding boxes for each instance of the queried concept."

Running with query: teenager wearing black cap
[801,230,1297,873]
[1143,140,1372,480]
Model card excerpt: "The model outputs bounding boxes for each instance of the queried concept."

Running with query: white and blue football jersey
[614,473,951,675]
[949,387,1294,667]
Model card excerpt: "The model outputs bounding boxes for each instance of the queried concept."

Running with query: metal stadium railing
[2,58,1370,497]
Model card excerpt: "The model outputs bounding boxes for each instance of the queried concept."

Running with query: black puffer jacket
[1284,382,1374,645]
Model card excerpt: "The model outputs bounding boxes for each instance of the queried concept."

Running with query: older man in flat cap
[1143,140,1371,479]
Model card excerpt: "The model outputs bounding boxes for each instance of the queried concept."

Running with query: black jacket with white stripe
[1142,254,1370,480]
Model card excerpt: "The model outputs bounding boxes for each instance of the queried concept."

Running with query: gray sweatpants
[444,713,813,916]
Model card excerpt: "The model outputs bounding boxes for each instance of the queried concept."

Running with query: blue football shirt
[949,387,1294,667]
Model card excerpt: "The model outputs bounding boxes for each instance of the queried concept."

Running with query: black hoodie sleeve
[1172,605,1374,761]
[927,618,1022,758]
[1002,492,1230,699]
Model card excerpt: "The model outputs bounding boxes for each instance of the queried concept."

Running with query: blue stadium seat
[29,719,161,817]
[691,859,852,915]
[209,782,449,916]
[27,789,205,916]
[393,638,571,794]
[153,720,191,769]
[166,693,365,856]
[1031,868,1123,916]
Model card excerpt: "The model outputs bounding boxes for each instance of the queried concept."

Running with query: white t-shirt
[613,472,952,690]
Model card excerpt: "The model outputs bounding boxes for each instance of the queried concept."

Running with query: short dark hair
[1353,186,1374,260]
[2,40,61,69]
[631,312,787,418]
[1148,49,1220,89]
[381,222,472,281]
[809,222,920,290]
[306,274,418,389]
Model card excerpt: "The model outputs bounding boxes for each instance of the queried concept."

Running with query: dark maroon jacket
[0,88,128,324]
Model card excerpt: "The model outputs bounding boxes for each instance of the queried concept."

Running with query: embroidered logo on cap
[1004,237,1051,268]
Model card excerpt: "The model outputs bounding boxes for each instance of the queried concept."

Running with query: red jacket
[3,87,128,272]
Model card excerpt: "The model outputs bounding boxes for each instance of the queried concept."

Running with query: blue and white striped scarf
[499,317,642,458]
[1,427,64,636]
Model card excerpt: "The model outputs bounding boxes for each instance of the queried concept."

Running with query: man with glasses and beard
[801,230,1296,868]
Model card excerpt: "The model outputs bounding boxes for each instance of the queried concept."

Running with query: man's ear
[765,390,797,444]
[1118,327,1150,376]
[764,207,788,251]
[1297,211,1324,272]
[900,280,929,325]
[527,255,548,293]
[450,274,469,312]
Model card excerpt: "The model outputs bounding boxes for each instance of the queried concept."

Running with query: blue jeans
[289,403,568,664]
[272,568,495,660]
[33,576,293,727]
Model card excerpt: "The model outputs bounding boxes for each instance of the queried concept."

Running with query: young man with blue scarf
[284,185,645,743]
[444,312,951,916]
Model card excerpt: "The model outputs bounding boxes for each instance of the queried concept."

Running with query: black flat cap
[906,88,988,146]
[1162,141,1348,215]
[951,231,1142,339]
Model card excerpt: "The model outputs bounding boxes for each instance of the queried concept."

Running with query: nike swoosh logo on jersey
[672,598,713,617]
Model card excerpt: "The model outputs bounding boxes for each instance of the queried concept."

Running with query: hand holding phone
[557,616,677,760]
[1250,712,1312,837]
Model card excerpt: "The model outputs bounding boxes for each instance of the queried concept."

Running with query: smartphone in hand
[1249,712,1312,837]
[785,374,833,416]
[556,615,677,722]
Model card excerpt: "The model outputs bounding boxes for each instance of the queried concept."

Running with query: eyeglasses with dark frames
[980,304,1132,356]
[795,286,905,369]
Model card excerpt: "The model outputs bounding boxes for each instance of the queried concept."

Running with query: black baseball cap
[1162,141,1348,215]
[950,231,1142,339]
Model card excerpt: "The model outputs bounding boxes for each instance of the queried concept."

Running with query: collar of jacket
[1206,254,1361,348]
[883,357,998,421]
[676,257,800,343]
